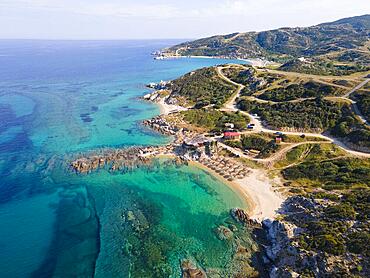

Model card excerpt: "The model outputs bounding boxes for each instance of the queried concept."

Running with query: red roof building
[223,132,241,140]
[275,137,283,144]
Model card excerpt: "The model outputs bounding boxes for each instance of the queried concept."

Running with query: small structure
[224,123,235,129]
[275,137,283,144]
[223,131,241,140]
[183,136,210,150]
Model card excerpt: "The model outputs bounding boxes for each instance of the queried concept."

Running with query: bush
[241,135,270,151]
[169,67,236,107]
[182,109,249,131]
[324,204,356,220]
[312,234,346,255]
[258,81,337,102]
[347,232,370,256]
[282,158,370,189]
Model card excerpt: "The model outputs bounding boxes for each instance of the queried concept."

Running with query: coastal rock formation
[70,147,170,173]
[142,116,179,135]
[231,208,249,223]
[215,225,233,240]
[231,208,259,226]
[262,219,293,262]
[181,259,207,278]
[258,196,365,277]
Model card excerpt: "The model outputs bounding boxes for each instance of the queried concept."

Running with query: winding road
[216,65,370,159]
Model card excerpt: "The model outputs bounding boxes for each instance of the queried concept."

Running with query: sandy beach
[146,70,285,221]
[188,160,284,221]
[151,101,284,221]
[157,98,187,115]
[158,54,275,67]
[235,169,284,221]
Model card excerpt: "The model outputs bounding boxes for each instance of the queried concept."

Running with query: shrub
[324,204,356,220]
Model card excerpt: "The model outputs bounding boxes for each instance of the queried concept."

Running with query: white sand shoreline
[235,169,285,221]
[189,160,284,221]
[151,99,285,221]
[156,98,188,115]
[147,61,285,221]
[157,55,274,67]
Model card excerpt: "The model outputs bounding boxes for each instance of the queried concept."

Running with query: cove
[0,40,251,277]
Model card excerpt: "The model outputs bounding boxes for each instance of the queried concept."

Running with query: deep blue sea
[0,40,249,277]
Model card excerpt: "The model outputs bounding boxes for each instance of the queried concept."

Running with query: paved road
[217,140,332,165]
[341,78,370,125]
[216,66,370,158]
[216,66,244,110]
[342,78,370,98]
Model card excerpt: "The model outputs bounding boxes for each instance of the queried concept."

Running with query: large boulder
[181,259,207,278]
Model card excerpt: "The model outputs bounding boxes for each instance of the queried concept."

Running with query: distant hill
[163,15,370,60]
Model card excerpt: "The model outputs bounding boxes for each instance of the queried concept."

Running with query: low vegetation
[258,81,342,102]
[222,66,257,85]
[222,66,282,96]
[238,97,370,150]
[281,151,370,270]
[282,157,370,190]
[337,50,370,65]
[225,134,280,158]
[181,109,249,131]
[165,15,370,64]
[351,91,370,122]
[168,67,236,108]
[279,58,370,76]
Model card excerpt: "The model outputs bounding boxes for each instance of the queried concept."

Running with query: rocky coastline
[70,145,175,173]
[70,95,351,277]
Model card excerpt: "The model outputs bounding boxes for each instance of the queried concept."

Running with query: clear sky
[0,0,369,40]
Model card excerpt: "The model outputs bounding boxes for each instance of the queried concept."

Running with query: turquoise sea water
[0,40,250,277]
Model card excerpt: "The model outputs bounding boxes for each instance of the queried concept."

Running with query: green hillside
[164,14,370,60]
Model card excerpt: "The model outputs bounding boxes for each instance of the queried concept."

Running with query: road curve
[216,66,370,158]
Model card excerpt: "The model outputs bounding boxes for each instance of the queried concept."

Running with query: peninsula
[72,14,370,277]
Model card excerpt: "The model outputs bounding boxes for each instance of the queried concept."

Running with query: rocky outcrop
[142,116,179,135]
[215,225,233,240]
[230,208,259,226]
[259,197,339,277]
[70,147,162,173]
[181,260,207,278]
[143,92,160,102]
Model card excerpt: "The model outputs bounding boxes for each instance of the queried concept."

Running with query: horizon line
[0,38,193,41]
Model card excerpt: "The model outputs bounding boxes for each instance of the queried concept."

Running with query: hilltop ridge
[163,14,370,61]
